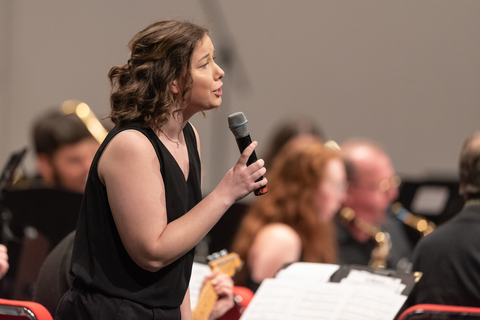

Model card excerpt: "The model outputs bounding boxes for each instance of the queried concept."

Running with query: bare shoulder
[249,223,302,281]
[251,223,302,255]
[105,129,153,154]
[256,223,301,245]
[98,129,158,182]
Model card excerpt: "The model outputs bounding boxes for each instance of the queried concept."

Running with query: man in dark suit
[403,131,480,308]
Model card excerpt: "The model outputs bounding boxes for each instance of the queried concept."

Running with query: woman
[231,136,346,292]
[55,20,266,320]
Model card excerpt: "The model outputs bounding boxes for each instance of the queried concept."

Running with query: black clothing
[336,214,413,270]
[336,220,376,266]
[245,273,261,293]
[33,231,76,317]
[56,287,180,320]
[401,203,480,309]
[57,121,202,319]
[1,187,82,299]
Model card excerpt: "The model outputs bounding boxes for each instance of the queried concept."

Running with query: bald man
[336,139,413,270]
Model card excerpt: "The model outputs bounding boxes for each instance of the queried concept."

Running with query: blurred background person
[336,139,413,271]
[28,107,101,194]
[262,117,325,169]
[231,136,346,292]
[0,105,105,299]
[400,131,480,311]
[206,117,326,256]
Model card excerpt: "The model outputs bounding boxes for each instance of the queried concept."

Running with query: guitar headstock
[207,250,243,277]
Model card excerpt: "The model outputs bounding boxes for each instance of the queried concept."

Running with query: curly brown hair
[231,136,340,286]
[108,20,208,130]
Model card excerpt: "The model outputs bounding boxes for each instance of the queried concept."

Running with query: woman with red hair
[231,136,346,292]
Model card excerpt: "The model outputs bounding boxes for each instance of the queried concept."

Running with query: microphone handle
[235,135,268,196]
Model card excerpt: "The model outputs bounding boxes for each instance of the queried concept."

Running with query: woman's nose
[215,63,225,80]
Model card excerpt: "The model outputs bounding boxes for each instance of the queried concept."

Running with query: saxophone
[337,207,391,269]
[391,202,435,237]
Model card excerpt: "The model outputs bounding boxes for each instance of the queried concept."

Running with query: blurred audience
[231,136,346,292]
[400,131,480,310]
[336,139,413,270]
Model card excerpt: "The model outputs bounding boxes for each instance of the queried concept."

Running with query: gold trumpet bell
[61,99,109,144]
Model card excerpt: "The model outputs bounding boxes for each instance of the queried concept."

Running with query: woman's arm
[98,130,266,272]
[181,287,192,320]
[248,223,302,282]
[0,244,8,279]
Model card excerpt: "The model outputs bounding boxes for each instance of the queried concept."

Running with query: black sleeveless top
[70,121,202,308]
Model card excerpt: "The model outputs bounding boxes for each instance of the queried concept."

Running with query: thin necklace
[159,128,180,148]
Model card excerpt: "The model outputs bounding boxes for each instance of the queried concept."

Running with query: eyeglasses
[352,175,401,193]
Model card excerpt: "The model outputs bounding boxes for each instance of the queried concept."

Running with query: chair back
[0,298,53,320]
[12,228,51,301]
[218,286,254,320]
[398,304,480,320]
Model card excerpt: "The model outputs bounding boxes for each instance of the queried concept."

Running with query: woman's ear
[171,79,179,94]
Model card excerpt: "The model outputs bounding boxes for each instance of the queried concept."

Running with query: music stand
[398,179,464,226]
[0,148,27,195]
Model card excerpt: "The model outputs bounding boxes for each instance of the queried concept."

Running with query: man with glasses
[336,139,413,271]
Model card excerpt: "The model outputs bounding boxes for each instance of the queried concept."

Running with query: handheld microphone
[228,112,268,196]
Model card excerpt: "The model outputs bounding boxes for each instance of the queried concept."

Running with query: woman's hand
[0,244,9,279]
[217,141,267,204]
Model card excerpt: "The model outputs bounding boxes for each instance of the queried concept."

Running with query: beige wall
[2,0,479,194]
[0,1,13,168]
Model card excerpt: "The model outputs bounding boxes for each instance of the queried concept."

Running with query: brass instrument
[391,202,435,237]
[338,207,391,269]
[60,100,109,144]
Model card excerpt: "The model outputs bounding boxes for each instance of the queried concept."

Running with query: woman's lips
[214,87,222,96]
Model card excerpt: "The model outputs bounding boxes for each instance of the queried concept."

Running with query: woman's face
[187,35,225,113]
[314,158,347,223]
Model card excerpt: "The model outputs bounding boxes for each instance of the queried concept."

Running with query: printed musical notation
[240,263,407,320]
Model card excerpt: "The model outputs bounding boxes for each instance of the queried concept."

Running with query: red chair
[219,286,254,320]
[0,299,53,320]
[398,304,480,320]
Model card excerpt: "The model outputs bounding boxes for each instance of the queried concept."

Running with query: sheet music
[340,270,406,294]
[240,278,406,320]
[189,262,212,309]
[335,286,407,320]
[276,262,340,283]
[240,279,341,320]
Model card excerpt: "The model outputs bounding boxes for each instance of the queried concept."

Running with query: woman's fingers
[236,141,258,166]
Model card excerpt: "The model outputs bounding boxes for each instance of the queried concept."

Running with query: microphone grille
[228,112,249,138]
